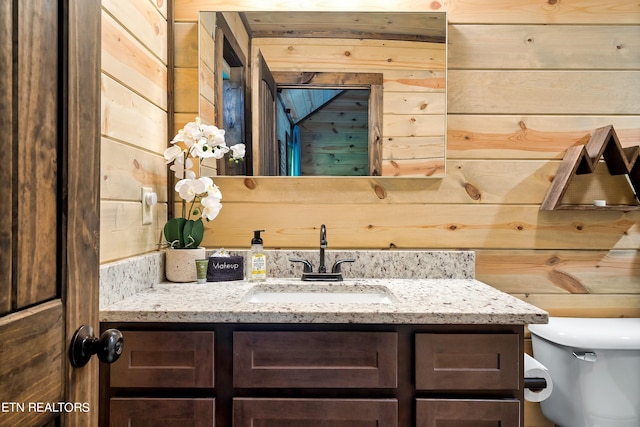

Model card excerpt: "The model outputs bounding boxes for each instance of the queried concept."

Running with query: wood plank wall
[444,1,640,324]
[173,0,640,313]
[173,4,639,424]
[99,0,169,262]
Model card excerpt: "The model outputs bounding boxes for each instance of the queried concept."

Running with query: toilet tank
[529,317,640,427]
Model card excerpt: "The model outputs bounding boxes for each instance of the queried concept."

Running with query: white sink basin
[242,283,397,304]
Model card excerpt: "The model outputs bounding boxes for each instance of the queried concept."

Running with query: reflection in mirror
[199,11,447,177]
[258,70,383,176]
[280,87,370,176]
[220,43,246,176]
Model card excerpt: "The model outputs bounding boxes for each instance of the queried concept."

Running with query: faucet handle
[289,258,313,273]
[331,259,355,274]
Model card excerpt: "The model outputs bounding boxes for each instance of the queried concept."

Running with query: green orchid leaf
[182,218,204,248]
[190,218,204,248]
[182,220,194,248]
[164,217,187,248]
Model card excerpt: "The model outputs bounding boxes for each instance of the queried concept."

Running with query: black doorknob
[69,325,124,367]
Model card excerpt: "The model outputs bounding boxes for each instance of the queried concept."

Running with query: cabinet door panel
[415,334,519,391]
[234,398,397,426]
[110,398,215,427]
[234,331,397,388]
[110,331,215,388]
[416,399,520,426]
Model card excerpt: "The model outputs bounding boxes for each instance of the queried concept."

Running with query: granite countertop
[100,277,548,325]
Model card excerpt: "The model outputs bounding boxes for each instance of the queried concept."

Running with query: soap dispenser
[247,230,266,282]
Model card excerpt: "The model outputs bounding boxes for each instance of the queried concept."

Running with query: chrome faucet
[289,224,355,281]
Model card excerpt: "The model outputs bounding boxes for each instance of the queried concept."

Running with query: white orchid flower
[229,143,246,160]
[174,179,193,202]
[169,156,195,179]
[212,133,226,145]
[180,121,204,148]
[201,194,222,221]
[175,178,206,202]
[201,123,218,135]
[199,177,222,199]
[202,124,225,145]
[163,145,184,163]
[170,129,185,144]
[192,140,215,158]
[212,143,230,159]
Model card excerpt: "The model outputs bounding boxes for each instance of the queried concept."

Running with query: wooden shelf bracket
[540,125,640,211]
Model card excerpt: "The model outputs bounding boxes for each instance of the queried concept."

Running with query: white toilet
[528,317,640,427]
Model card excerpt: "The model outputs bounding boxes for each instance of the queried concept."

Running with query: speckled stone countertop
[100,250,475,307]
[100,277,548,325]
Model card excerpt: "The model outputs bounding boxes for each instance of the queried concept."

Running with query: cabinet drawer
[110,331,215,388]
[110,398,215,427]
[234,398,397,426]
[233,331,397,388]
[415,334,519,391]
[416,398,520,426]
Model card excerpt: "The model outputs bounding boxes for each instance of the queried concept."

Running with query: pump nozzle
[252,230,265,244]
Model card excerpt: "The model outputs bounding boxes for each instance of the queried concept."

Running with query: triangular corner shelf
[540,125,640,211]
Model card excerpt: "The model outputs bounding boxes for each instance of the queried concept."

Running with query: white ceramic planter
[165,247,206,282]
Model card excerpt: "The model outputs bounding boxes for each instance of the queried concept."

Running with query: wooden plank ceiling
[239,11,446,43]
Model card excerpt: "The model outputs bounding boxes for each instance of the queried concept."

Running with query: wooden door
[253,51,278,175]
[0,1,101,426]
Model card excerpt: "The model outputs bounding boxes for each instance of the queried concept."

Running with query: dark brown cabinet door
[234,331,397,388]
[416,399,520,426]
[110,331,215,388]
[415,334,519,391]
[110,398,215,427]
[234,398,397,427]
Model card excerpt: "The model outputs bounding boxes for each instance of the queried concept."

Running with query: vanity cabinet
[100,324,524,426]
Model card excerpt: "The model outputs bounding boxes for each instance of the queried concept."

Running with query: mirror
[198,11,447,177]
